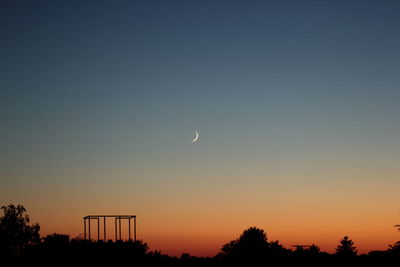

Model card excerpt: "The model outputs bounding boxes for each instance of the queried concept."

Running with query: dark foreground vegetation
[1,204,400,266]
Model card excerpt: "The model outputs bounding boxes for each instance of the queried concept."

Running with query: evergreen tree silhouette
[335,236,357,257]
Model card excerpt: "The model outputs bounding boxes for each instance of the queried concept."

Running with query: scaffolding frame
[83,215,136,242]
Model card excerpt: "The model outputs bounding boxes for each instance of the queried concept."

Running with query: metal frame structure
[83,215,136,242]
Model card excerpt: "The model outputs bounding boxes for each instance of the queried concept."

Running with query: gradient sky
[1,0,400,256]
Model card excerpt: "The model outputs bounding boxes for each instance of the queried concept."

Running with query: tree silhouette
[388,241,400,255]
[227,227,268,255]
[218,227,291,265]
[236,227,269,254]
[220,239,238,257]
[0,204,40,256]
[308,244,321,255]
[335,236,357,257]
[219,227,274,263]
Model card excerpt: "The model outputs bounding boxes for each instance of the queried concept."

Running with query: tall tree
[335,236,357,257]
[0,204,40,255]
[218,226,290,264]
[219,227,269,260]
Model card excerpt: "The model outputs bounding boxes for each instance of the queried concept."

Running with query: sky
[1,0,400,256]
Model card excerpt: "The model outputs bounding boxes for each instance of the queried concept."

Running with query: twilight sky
[1,0,400,256]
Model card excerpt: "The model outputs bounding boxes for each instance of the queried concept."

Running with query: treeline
[1,204,400,266]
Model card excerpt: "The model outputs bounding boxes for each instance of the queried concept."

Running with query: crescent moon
[191,131,199,143]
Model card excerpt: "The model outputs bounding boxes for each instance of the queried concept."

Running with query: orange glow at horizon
[32,196,400,257]
[37,218,399,257]
[4,152,400,257]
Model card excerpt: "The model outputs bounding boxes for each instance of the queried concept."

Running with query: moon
[191,131,199,143]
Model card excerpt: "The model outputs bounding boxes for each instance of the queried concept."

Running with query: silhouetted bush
[388,241,400,255]
[42,233,70,248]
